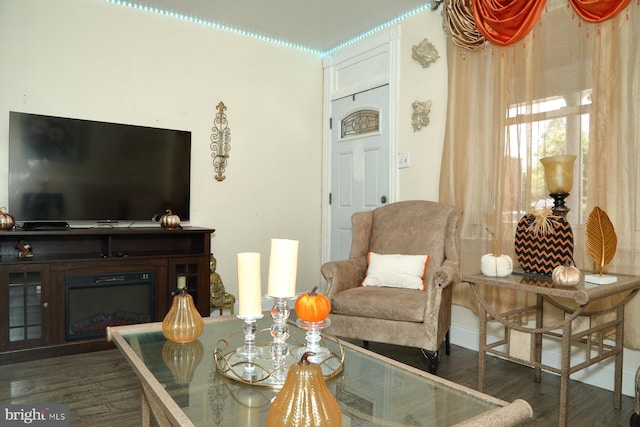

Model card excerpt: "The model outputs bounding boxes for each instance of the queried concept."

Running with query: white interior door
[330,85,390,261]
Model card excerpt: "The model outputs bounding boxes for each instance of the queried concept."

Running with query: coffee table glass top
[113,316,505,426]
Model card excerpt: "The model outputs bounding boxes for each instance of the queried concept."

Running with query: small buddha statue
[209,255,235,314]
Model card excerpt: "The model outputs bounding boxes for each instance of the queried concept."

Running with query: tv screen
[8,111,191,225]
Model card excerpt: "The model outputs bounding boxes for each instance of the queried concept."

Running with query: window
[507,89,591,224]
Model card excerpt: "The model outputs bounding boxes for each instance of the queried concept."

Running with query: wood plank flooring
[0,343,635,426]
[0,349,141,427]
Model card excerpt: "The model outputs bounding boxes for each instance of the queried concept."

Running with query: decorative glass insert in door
[9,271,43,342]
[341,109,379,138]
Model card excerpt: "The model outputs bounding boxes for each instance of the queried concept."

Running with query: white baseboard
[450,324,636,397]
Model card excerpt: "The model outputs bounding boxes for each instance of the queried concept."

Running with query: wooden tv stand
[0,226,214,363]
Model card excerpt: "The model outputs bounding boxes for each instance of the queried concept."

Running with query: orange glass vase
[162,340,204,384]
[162,289,204,343]
[266,351,342,427]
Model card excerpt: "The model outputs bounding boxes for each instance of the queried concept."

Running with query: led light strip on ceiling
[103,0,435,57]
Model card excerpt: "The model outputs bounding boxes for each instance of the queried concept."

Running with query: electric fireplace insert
[65,271,154,340]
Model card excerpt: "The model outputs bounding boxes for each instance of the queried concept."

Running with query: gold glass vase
[266,352,341,427]
[162,340,204,384]
[162,289,204,343]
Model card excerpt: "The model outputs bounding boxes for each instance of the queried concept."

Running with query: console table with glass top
[107,315,532,426]
[462,272,640,427]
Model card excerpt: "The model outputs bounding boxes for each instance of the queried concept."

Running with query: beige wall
[0,0,323,298]
[397,11,448,202]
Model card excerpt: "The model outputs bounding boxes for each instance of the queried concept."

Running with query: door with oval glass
[330,85,390,261]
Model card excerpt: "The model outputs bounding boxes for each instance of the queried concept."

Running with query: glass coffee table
[107,315,532,426]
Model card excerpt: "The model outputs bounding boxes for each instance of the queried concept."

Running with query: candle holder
[295,318,331,363]
[540,155,576,219]
[268,296,293,383]
[214,323,346,387]
[235,315,264,381]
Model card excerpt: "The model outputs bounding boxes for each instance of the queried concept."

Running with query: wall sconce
[540,155,577,218]
[210,101,231,181]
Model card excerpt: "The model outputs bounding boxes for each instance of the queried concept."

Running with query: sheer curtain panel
[439,1,640,347]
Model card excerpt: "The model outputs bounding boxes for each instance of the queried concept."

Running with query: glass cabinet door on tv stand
[0,264,51,351]
[168,255,210,317]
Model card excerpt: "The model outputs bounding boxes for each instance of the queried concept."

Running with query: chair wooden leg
[421,348,441,374]
[422,331,450,374]
[445,329,451,355]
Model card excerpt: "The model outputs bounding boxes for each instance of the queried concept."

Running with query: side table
[463,272,640,427]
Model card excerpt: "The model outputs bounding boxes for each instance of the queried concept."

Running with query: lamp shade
[540,155,576,194]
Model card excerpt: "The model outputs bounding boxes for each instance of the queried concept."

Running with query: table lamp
[540,155,577,218]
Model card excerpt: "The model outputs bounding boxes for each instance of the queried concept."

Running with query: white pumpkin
[480,226,513,277]
[481,253,513,277]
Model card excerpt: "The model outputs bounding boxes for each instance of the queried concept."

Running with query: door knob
[381,195,387,204]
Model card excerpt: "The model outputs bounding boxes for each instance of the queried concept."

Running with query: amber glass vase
[162,340,204,384]
[162,289,204,343]
[266,352,341,427]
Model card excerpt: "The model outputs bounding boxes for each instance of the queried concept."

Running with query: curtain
[440,1,640,347]
[569,0,632,22]
[472,0,632,46]
[472,0,547,45]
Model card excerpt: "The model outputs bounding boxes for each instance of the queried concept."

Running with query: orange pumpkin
[295,286,331,322]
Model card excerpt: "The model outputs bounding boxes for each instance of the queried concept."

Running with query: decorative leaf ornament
[585,206,617,275]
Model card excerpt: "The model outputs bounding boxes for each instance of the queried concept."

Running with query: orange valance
[568,0,632,22]
[472,0,547,46]
[470,0,633,47]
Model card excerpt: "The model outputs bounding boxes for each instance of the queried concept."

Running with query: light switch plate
[398,152,410,169]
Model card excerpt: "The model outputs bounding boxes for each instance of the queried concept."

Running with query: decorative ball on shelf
[160,209,181,230]
[480,227,513,277]
[295,286,331,322]
[266,351,342,427]
[162,289,204,343]
[0,207,15,231]
[552,262,580,287]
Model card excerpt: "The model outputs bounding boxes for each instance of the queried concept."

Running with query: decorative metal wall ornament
[210,101,231,181]
[411,38,440,68]
[411,100,432,132]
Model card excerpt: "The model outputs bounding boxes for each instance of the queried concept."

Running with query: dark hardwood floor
[0,342,635,426]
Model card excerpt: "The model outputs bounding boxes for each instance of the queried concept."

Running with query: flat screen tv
[8,111,191,227]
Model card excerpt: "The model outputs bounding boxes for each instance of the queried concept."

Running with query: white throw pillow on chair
[362,252,430,290]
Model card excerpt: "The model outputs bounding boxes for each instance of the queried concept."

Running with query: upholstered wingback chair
[321,200,462,373]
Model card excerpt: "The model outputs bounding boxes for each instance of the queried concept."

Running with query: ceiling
[127,0,437,53]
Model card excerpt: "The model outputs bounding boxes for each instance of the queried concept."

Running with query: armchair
[321,200,462,373]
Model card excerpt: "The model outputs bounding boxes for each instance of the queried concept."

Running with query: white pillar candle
[237,252,263,317]
[176,275,186,290]
[267,239,299,298]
